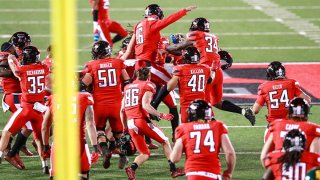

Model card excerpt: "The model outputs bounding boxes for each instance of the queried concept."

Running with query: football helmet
[187,99,213,122]
[144,4,164,19]
[91,40,112,60]
[189,18,210,32]
[121,37,131,50]
[219,50,233,70]
[21,46,40,65]
[118,133,136,156]
[288,97,310,120]
[305,167,320,180]
[170,33,185,44]
[10,31,31,49]
[183,47,200,64]
[283,129,306,152]
[266,61,286,80]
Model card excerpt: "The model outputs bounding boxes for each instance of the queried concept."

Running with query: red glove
[91,151,99,165]
[222,170,232,180]
[41,147,51,159]
[159,113,174,121]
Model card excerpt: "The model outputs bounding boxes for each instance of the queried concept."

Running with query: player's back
[18,63,48,103]
[123,80,155,120]
[265,151,320,180]
[258,78,302,122]
[186,31,220,69]
[173,63,211,106]
[270,119,320,151]
[175,120,228,174]
[85,58,124,104]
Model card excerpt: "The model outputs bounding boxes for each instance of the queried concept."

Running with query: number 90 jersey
[255,79,302,123]
[175,120,228,174]
[173,64,211,107]
[17,63,49,103]
[84,58,125,105]
[123,80,156,120]
[186,31,220,70]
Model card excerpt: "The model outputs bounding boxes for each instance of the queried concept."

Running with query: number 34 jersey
[84,58,125,105]
[255,79,302,123]
[173,64,211,107]
[175,120,228,174]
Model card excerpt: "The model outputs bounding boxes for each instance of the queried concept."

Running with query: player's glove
[149,114,161,121]
[91,151,99,165]
[222,170,232,180]
[41,145,51,159]
[159,113,174,121]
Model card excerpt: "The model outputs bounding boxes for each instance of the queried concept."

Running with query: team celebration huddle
[0,0,319,180]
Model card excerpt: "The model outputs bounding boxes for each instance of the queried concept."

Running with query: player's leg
[180,106,189,124]
[80,144,91,180]
[162,91,179,141]
[108,21,128,44]
[93,105,109,158]
[98,20,113,46]
[150,65,172,86]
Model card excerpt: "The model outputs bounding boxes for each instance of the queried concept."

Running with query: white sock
[241,109,246,115]
[93,22,98,31]
[0,151,3,158]
[42,160,47,168]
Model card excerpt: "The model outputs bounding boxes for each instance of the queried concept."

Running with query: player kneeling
[121,68,185,180]
[171,99,236,180]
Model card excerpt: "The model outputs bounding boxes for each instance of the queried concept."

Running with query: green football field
[0,0,320,179]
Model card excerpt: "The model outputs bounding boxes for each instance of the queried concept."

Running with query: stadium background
[0,0,319,179]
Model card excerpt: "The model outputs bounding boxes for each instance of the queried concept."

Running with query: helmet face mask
[21,46,40,65]
[187,99,212,122]
[91,41,112,60]
[144,4,164,19]
[183,47,200,64]
[189,18,210,32]
[118,133,136,156]
[288,97,310,120]
[283,129,306,152]
[266,61,286,80]
[10,31,31,49]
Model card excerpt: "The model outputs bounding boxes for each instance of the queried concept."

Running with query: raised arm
[121,34,136,60]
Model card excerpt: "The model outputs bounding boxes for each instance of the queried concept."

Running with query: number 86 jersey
[175,120,228,175]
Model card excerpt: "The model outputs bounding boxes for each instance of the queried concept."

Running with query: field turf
[0,0,319,179]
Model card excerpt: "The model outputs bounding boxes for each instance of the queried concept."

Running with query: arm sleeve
[293,80,302,96]
[255,86,266,106]
[153,9,187,31]
[144,82,156,94]
[175,125,185,139]
[315,125,320,137]
[172,65,182,76]
[221,122,228,134]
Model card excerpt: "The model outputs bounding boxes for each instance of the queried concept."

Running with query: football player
[152,47,214,124]
[262,129,320,180]
[170,99,236,180]
[121,67,184,180]
[81,40,130,169]
[42,45,53,72]
[252,61,311,141]
[260,97,320,167]
[0,46,49,172]
[166,17,256,126]
[43,89,99,180]
[90,0,128,45]
[121,3,196,71]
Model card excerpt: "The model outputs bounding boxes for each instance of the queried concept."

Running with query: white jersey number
[97,69,117,87]
[190,130,215,154]
[124,88,140,107]
[268,89,289,109]
[188,74,206,92]
[136,25,144,44]
[27,76,45,94]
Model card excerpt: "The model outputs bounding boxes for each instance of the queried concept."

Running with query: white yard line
[241,0,320,44]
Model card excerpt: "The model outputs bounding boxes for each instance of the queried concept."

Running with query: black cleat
[243,108,256,126]
[43,166,49,174]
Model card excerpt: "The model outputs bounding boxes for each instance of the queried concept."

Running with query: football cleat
[14,154,25,169]
[21,145,33,156]
[103,151,112,169]
[118,155,129,169]
[243,108,256,126]
[147,142,159,150]
[43,165,49,174]
[171,168,185,178]
[4,155,23,170]
[125,167,136,180]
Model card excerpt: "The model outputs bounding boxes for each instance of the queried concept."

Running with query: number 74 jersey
[175,120,228,175]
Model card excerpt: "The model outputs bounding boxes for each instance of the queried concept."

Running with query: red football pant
[94,103,123,133]
[99,20,128,46]
[4,103,42,138]
[187,175,221,180]
[206,68,224,105]
[2,93,21,113]
[180,105,189,123]
[128,119,168,156]
[162,91,177,108]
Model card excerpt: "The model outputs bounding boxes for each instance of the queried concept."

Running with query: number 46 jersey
[175,120,228,175]
[255,79,302,123]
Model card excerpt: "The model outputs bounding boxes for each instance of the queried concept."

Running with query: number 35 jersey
[173,64,211,107]
[175,120,228,174]
[255,79,302,123]
[84,58,125,105]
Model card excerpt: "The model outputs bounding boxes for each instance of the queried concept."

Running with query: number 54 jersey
[175,120,228,175]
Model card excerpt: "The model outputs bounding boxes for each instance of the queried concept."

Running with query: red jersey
[134,9,187,62]
[172,64,211,107]
[123,80,156,120]
[42,57,53,72]
[78,92,94,142]
[0,57,21,94]
[17,63,49,103]
[255,79,302,123]
[84,58,125,105]
[186,31,220,70]
[269,119,320,151]
[264,151,320,180]
[175,120,228,174]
